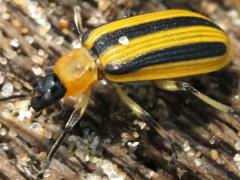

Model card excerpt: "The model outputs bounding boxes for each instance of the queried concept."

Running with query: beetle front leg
[38,91,90,178]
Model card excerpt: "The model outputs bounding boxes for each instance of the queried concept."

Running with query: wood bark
[0,0,240,179]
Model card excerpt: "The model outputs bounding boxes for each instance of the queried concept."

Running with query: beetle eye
[50,86,57,94]
[52,75,59,83]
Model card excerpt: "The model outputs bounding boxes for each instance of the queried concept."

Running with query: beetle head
[31,74,66,111]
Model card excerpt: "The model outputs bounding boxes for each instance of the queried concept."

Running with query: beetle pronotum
[1,8,239,177]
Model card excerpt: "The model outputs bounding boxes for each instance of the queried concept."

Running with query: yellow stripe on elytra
[84,10,211,49]
[100,26,226,63]
[99,26,228,66]
[104,53,230,82]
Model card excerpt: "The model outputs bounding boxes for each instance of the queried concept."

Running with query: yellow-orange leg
[114,84,177,155]
[38,91,90,178]
[155,80,240,121]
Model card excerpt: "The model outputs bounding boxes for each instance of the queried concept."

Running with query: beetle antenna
[0,93,31,101]
[0,65,33,91]
[74,5,84,36]
[0,65,33,101]
[0,65,8,74]
[71,0,84,42]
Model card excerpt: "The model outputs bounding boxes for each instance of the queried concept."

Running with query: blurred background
[0,0,240,179]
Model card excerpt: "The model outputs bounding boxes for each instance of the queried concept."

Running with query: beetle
[4,9,239,177]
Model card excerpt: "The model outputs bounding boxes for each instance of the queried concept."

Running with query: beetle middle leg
[114,84,177,161]
[154,80,240,121]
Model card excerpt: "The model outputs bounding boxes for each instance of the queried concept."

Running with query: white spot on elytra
[118,36,129,46]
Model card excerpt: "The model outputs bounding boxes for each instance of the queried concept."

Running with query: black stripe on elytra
[92,16,222,55]
[104,42,227,74]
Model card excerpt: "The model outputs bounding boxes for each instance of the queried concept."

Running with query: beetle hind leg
[154,80,240,121]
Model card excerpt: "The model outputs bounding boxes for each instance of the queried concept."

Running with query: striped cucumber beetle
[1,8,238,177]
[34,9,239,177]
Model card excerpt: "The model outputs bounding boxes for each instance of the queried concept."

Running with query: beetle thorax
[54,47,97,96]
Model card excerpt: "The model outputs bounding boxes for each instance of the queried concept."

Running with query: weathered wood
[0,0,240,179]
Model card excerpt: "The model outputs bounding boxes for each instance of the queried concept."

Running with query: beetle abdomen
[83,10,231,82]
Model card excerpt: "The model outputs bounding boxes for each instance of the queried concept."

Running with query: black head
[31,74,66,111]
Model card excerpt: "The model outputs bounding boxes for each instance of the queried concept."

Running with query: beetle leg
[74,5,84,36]
[38,91,90,178]
[155,80,240,121]
[114,84,177,159]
